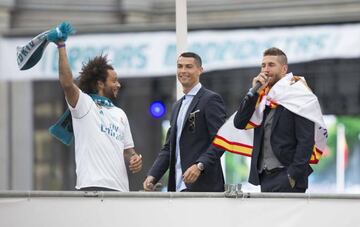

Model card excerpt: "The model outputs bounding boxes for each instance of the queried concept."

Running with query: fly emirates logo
[100,123,124,141]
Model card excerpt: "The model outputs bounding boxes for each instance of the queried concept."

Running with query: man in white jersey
[51,38,142,192]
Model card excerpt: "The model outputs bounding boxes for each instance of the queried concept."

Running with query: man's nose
[263,65,270,71]
[178,67,186,72]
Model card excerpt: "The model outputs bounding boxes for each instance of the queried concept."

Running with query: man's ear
[199,66,204,75]
[97,80,104,91]
[282,64,288,74]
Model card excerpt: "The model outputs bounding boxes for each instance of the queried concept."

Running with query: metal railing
[1,190,360,200]
[2,189,360,227]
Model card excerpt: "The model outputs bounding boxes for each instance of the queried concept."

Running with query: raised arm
[233,93,258,129]
[234,72,268,129]
[58,42,79,107]
[46,22,78,107]
[57,42,79,108]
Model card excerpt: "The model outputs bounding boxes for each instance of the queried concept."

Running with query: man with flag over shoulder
[233,47,327,192]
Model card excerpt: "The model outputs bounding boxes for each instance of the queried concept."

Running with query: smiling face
[261,55,288,87]
[177,56,203,94]
[98,69,121,99]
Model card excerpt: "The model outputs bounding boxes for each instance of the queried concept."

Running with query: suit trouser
[259,168,306,193]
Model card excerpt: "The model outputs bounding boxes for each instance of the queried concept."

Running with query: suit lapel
[271,105,283,131]
[171,97,184,132]
[183,87,205,126]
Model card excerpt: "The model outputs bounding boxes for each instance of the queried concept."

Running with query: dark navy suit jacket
[148,87,226,192]
[234,93,314,189]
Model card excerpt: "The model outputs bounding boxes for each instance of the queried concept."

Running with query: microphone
[246,81,263,98]
[246,75,269,97]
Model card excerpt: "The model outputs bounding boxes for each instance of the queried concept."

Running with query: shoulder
[68,90,94,112]
[111,106,131,126]
[199,87,223,102]
[113,106,127,116]
[199,87,221,97]
[171,97,184,109]
[79,90,93,102]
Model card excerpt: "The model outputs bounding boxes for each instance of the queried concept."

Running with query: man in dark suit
[234,47,315,192]
[143,52,226,192]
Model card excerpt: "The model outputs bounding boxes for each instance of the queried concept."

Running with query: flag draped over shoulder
[213,73,327,164]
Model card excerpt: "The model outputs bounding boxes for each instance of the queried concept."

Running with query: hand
[183,164,201,184]
[143,176,156,191]
[252,72,269,92]
[47,21,75,43]
[129,154,142,173]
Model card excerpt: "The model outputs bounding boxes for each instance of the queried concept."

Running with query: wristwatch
[196,162,205,171]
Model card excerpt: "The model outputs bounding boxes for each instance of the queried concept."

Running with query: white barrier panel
[0,191,359,227]
[2,23,360,81]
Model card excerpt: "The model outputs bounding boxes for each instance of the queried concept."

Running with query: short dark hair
[179,52,202,67]
[77,55,114,94]
[263,47,288,65]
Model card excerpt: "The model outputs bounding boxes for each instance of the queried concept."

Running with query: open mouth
[179,74,190,80]
[113,89,119,97]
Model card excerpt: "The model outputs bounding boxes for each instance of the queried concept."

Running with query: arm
[124,148,142,173]
[143,128,172,190]
[183,94,226,184]
[48,22,78,107]
[57,41,79,108]
[197,94,227,167]
[233,93,258,129]
[234,72,269,129]
[287,115,315,181]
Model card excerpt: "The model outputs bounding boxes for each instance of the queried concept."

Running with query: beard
[268,73,283,87]
[103,88,118,101]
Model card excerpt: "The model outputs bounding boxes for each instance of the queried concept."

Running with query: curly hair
[77,55,114,94]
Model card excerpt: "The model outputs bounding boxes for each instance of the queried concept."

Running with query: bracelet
[57,43,66,49]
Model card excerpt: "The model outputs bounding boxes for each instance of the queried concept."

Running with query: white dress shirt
[175,82,202,191]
